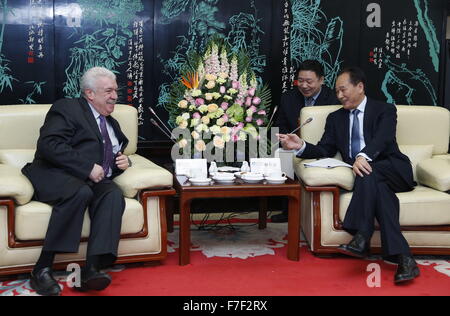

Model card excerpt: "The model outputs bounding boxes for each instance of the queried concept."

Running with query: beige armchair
[293,105,450,256]
[0,104,175,276]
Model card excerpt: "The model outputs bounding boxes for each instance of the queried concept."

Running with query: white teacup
[242,172,264,179]
[214,172,235,180]
[265,171,287,179]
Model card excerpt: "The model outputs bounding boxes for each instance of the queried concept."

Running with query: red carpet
[1,222,450,296]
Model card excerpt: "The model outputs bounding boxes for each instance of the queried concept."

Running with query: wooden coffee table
[174,176,301,265]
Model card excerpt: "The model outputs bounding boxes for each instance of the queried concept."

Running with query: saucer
[265,176,288,185]
[213,175,235,184]
[242,176,264,184]
[189,178,212,186]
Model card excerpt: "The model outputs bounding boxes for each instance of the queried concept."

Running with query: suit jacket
[276,85,339,134]
[22,98,129,193]
[299,98,415,188]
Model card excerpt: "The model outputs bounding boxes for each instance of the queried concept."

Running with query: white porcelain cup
[214,172,235,180]
[266,171,287,179]
[243,173,264,179]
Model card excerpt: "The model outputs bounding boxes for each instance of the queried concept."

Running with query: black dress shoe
[30,267,61,296]
[271,211,288,223]
[336,233,370,259]
[74,267,112,292]
[394,255,420,284]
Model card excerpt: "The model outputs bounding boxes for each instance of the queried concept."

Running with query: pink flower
[193,112,201,119]
[232,81,240,90]
[248,88,256,97]
[221,102,229,110]
[249,106,257,113]
[237,123,245,129]
[256,119,264,126]
[252,97,261,105]
[245,97,252,107]
[222,114,229,122]
[195,98,205,106]
[220,86,226,94]
[258,110,266,116]
[235,99,244,106]
[246,117,253,123]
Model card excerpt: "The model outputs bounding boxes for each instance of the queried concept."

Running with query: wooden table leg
[258,197,268,230]
[166,195,174,233]
[179,197,192,266]
[287,194,300,261]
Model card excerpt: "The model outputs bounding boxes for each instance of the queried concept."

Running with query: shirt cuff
[295,142,307,157]
[356,153,372,162]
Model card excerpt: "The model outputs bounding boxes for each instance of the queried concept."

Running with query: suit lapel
[107,116,128,152]
[79,98,103,143]
[363,98,374,144]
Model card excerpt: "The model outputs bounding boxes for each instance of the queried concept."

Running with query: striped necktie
[305,97,314,107]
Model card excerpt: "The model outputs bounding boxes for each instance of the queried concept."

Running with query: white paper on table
[250,158,282,175]
[176,159,208,178]
[303,158,352,169]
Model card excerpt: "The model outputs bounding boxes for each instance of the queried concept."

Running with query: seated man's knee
[76,184,94,202]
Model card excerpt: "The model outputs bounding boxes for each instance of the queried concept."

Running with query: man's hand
[353,156,373,177]
[277,134,305,151]
[115,152,130,171]
[90,164,105,183]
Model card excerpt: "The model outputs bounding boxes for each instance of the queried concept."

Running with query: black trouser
[343,160,412,257]
[37,176,125,266]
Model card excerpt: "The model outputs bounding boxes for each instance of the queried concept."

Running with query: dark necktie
[351,109,361,159]
[305,97,314,107]
[99,115,114,176]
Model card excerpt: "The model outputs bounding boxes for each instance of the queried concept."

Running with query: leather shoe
[74,267,112,292]
[394,255,420,284]
[30,267,61,296]
[271,211,288,223]
[336,233,370,258]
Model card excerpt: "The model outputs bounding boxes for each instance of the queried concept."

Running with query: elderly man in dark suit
[22,67,131,295]
[278,67,420,284]
[273,60,339,222]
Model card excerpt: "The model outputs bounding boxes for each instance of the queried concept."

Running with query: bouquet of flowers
[167,36,272,158]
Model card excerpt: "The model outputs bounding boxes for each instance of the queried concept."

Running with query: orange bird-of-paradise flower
[181,72,200,90]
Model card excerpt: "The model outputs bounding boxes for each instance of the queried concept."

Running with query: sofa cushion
[111,105,138,156]
[15,198,144,241]
[339,186,450,226]
[396,106,450,155]
[0,105,50,150]
[113,154,173,198]
[398,145,434,182]
[0,164,34,205]
[294,157,355,191]
[0,149,35,169]
[417,157,450,192]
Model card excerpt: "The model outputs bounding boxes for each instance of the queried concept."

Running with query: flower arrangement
[167,36,272,157]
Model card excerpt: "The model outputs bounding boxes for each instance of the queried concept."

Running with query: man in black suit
[278,67,420,284]
[276,60,339,134]
[22,67,131,295]
[273,60,339,222]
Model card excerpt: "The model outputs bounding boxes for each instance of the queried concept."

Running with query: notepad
[303,158,352,169]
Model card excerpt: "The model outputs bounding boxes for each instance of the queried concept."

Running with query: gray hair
[80,67,116,96]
